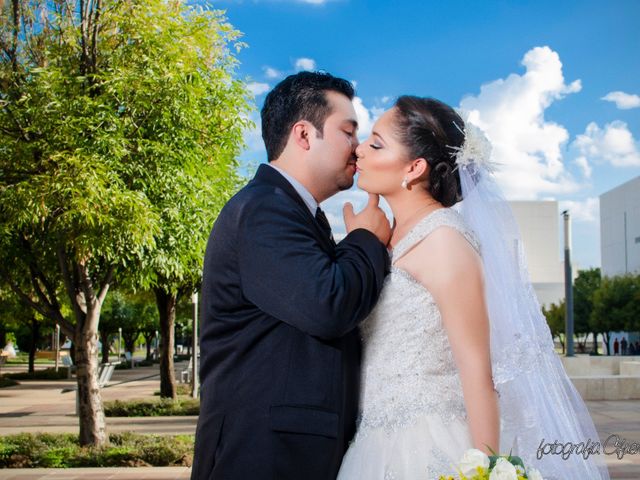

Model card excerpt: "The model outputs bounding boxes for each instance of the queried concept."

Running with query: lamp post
[118,327,122,362]
[54,324,60,372]
[191,292,199,399]
[562,210,574,357]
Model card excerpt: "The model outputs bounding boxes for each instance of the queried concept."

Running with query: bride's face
[355,108,411,195]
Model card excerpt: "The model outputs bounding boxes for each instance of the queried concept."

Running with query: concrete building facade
[510,201,565,307]
[600,176,640,277]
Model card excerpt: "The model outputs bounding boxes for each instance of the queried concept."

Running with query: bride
[337,96,609,479]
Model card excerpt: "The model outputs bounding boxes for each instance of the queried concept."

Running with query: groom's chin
[337,177,355,191]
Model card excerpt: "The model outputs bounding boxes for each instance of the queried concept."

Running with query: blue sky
[216,0,639,269]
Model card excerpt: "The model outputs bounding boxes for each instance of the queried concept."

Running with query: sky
[213,0,639,269]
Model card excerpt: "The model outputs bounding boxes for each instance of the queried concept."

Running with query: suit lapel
[253,164,336,252]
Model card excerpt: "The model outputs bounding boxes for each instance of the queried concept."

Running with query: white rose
[458,448,490,476]
[527,467,544,480]
[489,457,518,480]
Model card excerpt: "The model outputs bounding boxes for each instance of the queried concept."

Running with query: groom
[191,71,391,480]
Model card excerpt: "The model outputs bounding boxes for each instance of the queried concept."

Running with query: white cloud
[242,112,264,153]
[294,57,316,71]
[247,82,270,96]
[352,97,381,141]
[572,121,640,167]
[263,66,284,79]
[559,198,599,223]
[459,46,582,200]
[574,156,592,179]
[601,91,640,110]
[321,188,393,235]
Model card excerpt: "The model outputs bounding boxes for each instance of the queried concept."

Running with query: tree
[543,301,566,354]
[113,3,249,398]
[574,268,601,354]
[1,0,249,445]
[591,274,638,356]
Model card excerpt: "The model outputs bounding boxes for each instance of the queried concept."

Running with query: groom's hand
[343,194,391,245]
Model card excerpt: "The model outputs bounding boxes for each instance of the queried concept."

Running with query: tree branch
[97,264,115,304]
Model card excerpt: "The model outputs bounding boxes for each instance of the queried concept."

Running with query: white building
[600,176,640,277]
[510,201,565,307]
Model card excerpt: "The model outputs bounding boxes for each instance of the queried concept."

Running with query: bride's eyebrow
[373,131,386,143]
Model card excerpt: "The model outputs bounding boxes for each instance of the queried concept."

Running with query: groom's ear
[291,121,313,151]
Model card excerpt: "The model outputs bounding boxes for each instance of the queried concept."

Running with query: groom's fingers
[343,202,355,223]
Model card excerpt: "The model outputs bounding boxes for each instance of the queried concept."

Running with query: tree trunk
[123,333,137,367]
[592,332,599,355]
[28,317,39,374]
[144,333,153,361]
[603,332,611,356]
[74,308,107,447]
[155,289,177,400]
[100,330,110,364]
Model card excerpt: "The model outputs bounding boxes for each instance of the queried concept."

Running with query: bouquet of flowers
[438,448,545,480]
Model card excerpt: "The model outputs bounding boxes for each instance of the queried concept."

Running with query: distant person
[629,342,636,356]
[191,72,390,480]
[621,337,628,355]
[2,341,17,358]
[614,337,620,355]
[635,341,640,355]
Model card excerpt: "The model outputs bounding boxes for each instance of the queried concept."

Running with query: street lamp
[191,292,199,399]
[562,210,574,357]
[54,324,60,372]
[118,327,122,362]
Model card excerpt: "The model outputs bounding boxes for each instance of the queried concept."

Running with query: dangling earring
[401,177,408,189]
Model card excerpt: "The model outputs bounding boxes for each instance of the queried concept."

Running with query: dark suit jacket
[191,164,389,480]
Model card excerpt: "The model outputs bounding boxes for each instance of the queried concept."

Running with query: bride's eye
[370,143,382,150]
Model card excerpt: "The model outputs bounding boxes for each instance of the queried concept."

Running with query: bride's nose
[355,143,364,159]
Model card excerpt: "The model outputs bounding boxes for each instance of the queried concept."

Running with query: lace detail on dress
[356,208,478,436]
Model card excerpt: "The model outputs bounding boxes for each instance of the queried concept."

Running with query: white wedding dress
[338,208,477,480]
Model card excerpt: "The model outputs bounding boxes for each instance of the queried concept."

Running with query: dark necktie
[315,207,334,243]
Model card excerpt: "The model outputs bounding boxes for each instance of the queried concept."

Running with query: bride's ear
[406,158,428,183]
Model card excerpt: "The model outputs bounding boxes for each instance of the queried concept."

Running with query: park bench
[122,351,137,368]
[180,358,192,384]
[61,354,75,377]
[61,361,120,415]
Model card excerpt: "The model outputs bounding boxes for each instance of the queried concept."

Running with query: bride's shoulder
[396,210,481,285]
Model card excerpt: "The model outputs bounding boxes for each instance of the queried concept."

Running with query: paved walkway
[1,363,639,479]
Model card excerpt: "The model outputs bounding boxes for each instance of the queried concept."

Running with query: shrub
[0,433,194,468]
[104,398,199,417]
[0,376,19,388]
[5,368,70,380]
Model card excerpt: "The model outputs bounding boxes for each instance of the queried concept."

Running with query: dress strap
[391,208,480,265]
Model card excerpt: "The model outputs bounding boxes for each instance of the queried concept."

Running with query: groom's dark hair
[261,71,355,162]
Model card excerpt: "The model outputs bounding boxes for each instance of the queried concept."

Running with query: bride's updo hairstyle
[393,96,464,207]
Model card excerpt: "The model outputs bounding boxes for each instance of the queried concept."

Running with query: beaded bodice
[357,208,480,433]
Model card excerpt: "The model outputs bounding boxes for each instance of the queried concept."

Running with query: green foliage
[104,397,199,417]
[0,432,194,468]
[542,301,565,349]
[574,268,601,334]
[0,376,19,388]
[592,274,640,334]
[4,367,70,380]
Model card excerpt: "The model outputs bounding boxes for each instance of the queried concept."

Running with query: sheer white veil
[455,124,610,479]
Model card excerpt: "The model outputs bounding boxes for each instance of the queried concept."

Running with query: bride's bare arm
[398,226,499,454]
